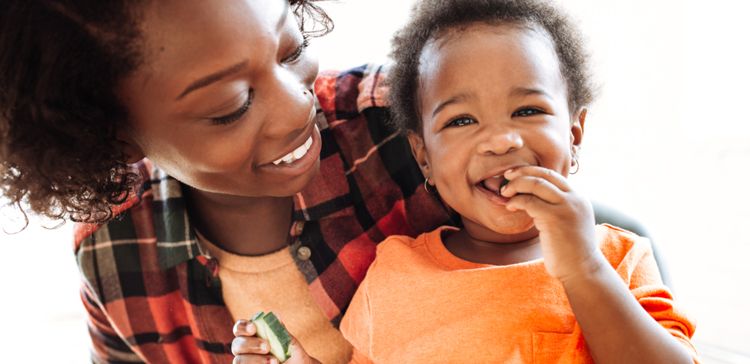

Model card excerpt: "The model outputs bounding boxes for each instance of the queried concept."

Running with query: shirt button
[297,246,312,261]
[294,222,305,236]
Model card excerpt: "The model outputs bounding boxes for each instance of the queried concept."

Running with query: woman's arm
[80,285,145,364]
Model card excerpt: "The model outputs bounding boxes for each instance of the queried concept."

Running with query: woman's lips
[272,135,314,165]
[257,124,321,178]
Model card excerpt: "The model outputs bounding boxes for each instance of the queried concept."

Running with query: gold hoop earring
[424,178,437,193]
[570,155,580,174]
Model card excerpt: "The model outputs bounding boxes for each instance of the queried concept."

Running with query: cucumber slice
[251,311,292,362]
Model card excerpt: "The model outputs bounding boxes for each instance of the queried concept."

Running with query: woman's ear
[116,129,145,164]
[570,107,587,147]
[407,131,431,179]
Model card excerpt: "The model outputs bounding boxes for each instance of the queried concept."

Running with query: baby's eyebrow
[510,87,552,99]
[432,92,475,117]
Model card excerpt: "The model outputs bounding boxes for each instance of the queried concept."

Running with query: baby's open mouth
[478,175,509,196]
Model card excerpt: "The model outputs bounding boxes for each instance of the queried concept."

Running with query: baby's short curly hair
[389,0,595,134]
[0,0,331,226]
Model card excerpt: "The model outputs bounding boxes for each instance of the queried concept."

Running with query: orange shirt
[340,225,698,363]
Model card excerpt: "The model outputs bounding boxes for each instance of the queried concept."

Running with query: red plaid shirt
[73,65,453,363]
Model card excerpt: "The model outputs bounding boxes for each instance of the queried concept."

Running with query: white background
[2,0,749,362]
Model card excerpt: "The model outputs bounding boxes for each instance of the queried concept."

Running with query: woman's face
[119,0,321,197]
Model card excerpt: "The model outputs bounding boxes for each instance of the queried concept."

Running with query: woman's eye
[281,35,310,64]
[210,89,254,125]
[447,116,476,127]
[512,108,544,117]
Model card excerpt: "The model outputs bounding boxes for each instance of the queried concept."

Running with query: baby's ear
[407,131,431,178]
[570,107,587,147]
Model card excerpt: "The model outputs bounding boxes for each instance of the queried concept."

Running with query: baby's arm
[502,166,694,363]
[559,254,695,363]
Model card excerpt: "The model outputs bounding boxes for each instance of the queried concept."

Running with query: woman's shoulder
[314,64,389,120]
[74,159,200,292]
[74,159,173,248]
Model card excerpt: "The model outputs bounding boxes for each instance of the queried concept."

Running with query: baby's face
[411,23,583,239]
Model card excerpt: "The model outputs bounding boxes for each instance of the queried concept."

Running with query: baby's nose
[476,127,524,155]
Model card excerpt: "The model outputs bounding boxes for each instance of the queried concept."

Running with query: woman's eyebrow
[175,6,290,102]
[175,60,248,101]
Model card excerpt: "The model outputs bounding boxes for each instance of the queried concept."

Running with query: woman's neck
[184,186,294,256]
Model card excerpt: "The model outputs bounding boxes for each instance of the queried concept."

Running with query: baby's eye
[512,108,544,117]
[446,116,476,127]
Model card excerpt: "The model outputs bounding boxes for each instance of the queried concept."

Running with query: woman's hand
[500,165,605,282]
[232,319,321,364]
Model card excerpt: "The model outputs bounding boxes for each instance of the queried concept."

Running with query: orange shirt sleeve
[605,227,700,362]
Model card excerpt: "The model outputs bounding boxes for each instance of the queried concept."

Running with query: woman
[0,0,450,362]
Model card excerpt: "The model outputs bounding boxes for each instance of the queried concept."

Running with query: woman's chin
[266,159,321,197]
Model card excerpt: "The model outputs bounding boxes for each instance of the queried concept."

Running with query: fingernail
[232,320,245,334]
[268,358,278,364]
[260,342,269,352]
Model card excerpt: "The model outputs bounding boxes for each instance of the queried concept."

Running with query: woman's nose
[263,68,316,134]
[476,125,524,155]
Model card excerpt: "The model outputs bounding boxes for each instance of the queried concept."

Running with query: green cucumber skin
[251,311,292,362]
[262,313,292,349]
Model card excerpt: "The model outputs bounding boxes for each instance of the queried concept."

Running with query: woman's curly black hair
[0,0,332,227]
[389,0,595,134]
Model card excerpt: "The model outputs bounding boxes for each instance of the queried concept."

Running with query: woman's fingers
[233,320,257,337]
[231,335,270,356]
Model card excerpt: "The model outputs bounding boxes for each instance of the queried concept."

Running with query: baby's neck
[442,228,543,266]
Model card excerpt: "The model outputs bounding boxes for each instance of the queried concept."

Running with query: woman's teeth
[272,136,313,165]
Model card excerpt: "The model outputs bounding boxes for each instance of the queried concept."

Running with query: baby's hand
[232,318,320,364]
[501,166,604,282]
